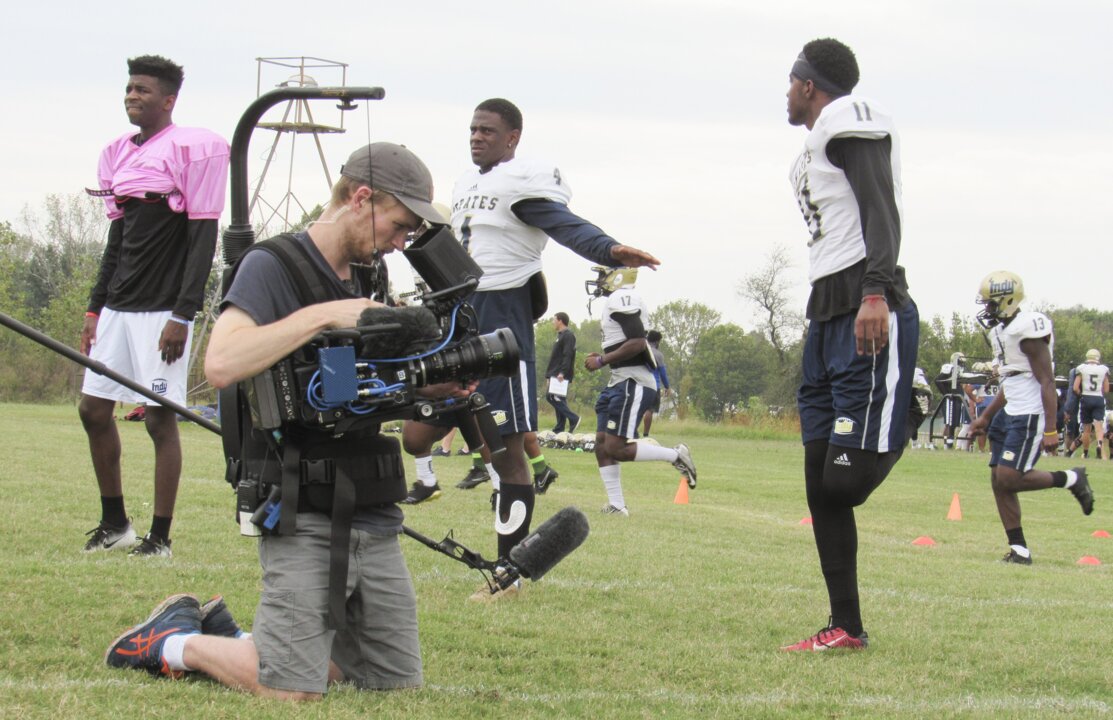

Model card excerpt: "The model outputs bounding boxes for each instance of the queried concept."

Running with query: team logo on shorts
[1002,450,1016,461]
[492,410,508,426]
[834,417,855,435]
[607,419,617,430]
[151,378,168,395]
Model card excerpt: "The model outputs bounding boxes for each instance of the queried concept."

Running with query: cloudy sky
[3,0,1110,329]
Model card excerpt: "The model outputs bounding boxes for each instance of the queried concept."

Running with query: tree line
[3,197,1111,424]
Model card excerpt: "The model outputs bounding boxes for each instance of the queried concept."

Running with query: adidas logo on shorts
[834,453,851,467]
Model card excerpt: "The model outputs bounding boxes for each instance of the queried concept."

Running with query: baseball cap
[340,143,445,225]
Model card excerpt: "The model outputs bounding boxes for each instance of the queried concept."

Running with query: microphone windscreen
[508,506,590,580]
[357,305,440,358]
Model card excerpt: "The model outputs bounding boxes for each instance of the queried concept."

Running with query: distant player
[968,271,1094,565]
[640,330,671,437]
[581,267,696,516]
[1072,349,1109,459]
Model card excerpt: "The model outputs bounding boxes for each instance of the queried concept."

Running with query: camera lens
[411,328,520,386]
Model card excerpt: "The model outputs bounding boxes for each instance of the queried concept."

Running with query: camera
[247,225,520,435]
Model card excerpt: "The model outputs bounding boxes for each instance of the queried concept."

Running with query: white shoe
[83,520,137,553]
[601,504,629,517]
[672,443,697,488]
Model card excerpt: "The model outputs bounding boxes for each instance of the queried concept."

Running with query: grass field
[0,403,1109,719]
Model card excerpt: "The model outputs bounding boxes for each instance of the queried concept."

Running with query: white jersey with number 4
[1075,362,1110,397]
[990,310,1054,415]
[789,94,902,283]
[451,156,572,291]
[601,288,655,389]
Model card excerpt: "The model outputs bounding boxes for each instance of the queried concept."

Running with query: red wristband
[862,294,886,304]
[85,311,99,318]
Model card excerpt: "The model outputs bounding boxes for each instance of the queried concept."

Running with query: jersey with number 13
[991,310,1055,415]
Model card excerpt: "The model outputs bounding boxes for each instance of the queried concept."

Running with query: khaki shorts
[254,513,422,694]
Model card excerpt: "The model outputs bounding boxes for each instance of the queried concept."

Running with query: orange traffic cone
[947,493,962,521]
[673,477,689,505]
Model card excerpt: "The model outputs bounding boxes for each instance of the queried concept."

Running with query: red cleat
[780,624,869,652]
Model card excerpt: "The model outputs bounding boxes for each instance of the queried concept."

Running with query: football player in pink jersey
[79,55,229,558]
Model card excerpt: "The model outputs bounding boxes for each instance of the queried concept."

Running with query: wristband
[861,294,887,304]
[1043,431,1058,437]
[168,316,190,326]
[84,311,98,318]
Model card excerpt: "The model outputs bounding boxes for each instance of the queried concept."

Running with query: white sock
[1009,544,1031,558]
[415,456,436,487]
[161,632,199,672]
[633,443,678,463]
[1063,470,1078,489]
[600,464,624,509]
[487,463,501,490]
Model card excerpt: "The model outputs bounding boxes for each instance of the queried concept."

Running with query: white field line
[0,677,1107,714]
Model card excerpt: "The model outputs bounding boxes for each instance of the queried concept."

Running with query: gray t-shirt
[224,232,403,534]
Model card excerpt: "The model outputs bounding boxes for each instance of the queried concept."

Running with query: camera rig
[244,224,519,440]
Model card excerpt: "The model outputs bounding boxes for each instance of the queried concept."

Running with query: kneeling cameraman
[105,143,457,700]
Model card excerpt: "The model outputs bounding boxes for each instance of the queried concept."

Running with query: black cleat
[455,467,490,490]
[1001,549,1033,565]
[401,482,443,505]
[1069,467,1094,515]
[534,467,559,494]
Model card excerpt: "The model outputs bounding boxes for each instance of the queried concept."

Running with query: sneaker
[534,467,559,494]
[468,569,522,603]
[431,447,451,457]
[1001,548,1033,565]
[129,533,172,558]
[672,443,698,489]
[456,447,471,456]
[200,595,245,638]
[83,519,136,553]
[780,624,869,652]
[401,482,443,505]
[601,504,629,517]
[105,593,201,678]
[1069,467,1094,515]
[455,467,490,490]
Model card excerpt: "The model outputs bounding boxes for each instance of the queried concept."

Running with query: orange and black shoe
[105,593,201,678]
[200,595,246,639]
[780,622,869,652]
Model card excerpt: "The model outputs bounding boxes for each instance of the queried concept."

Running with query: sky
[3,0,1111,330]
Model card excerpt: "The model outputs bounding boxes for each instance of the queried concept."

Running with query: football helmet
[975,271,1024,329]
[585,266,638,298]
[1086,348,1101,362]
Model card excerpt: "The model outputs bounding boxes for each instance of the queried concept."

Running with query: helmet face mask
[975,271,1024,329]
[585,266,638,298]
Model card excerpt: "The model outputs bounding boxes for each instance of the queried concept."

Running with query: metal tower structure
[249,56,351,233]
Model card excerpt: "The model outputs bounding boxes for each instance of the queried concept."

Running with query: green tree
[687,324,774,422]
[738,245,805,366]
[648,300,721,417]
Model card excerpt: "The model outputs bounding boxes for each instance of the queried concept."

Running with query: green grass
[0,403,1109,719]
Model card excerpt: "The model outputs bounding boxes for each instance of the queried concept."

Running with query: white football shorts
[81,308,192,406]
